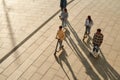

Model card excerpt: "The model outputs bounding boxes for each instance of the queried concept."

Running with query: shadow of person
[67,21,120,80]
[54,48,77,80]
[85,36,120,80]
[64,28,100,80]
[64,28,75,52]
[85,35,93,50]
[96,49,120,80]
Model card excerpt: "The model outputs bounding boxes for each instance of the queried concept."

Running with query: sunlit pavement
[0,0,120,80]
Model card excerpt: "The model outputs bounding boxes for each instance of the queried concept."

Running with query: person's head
[97,28,101,33]
[64,8,67,12]
[88,15,91,20]
[59,26,62,30]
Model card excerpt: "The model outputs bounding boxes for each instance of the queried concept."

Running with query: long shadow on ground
[67,21,120,80]
[54,26,101,80]
[0,0,75,63]
[54,48,77,80]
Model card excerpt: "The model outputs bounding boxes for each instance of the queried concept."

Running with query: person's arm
[56,31,59,39]
[99,34,104,47]
[92,33,96,44]
[85,19,87,26]
[63,31,65,39]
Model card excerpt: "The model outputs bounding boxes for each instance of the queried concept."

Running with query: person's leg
[64,19,67,27]
[57,40,61,51]
[87,26,91,35]
[94,45,100,57]
[60,2,63,11]
[63,19,67,27]
[85,26,88,35]
[93,44,99,52]
[95,45,99,53]
[59,40,63,50]
[83,26,87,40]
[93,44,96,52]
[57,40,60,51]
[62,19,65,27]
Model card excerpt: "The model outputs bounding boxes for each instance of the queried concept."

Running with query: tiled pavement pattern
[0,0,61,59]
[0,0,120,80]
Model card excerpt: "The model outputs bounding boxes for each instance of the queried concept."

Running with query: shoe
[83,37,86,41]
[83,35,87,41]
[94,52,99,58]
[62,45,64,48]
[84,35,87,38]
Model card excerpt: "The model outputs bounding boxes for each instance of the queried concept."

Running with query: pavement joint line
[0,0,74,64]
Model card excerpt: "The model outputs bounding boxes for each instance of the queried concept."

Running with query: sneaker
[84,35,87,38]
[94,52,99,58]
[61,45,64,48]
[83,37,85,41]
[94,53,97,57]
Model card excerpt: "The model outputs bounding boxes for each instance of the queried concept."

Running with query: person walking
[92,28,104,56]
[56,26,65,52]
[59,8,68,28]
[60,0,67,10]
[83,15,93,41]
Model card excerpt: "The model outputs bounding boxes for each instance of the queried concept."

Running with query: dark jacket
[60,0,67,9]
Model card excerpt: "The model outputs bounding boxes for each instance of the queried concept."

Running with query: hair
[88,15,92,22]
[97,28,101,32]
[59,26,62,29]
[64,8,67,12]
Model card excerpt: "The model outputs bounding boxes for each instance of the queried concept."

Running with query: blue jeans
[85,26,91,35]
[62,19,67,27]
[93,44,99,53]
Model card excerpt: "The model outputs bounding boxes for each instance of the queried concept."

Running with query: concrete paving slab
[0,0,120,80]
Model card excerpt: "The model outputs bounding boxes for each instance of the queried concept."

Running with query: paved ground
[0,0,120,80]
[0,0,61,59]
